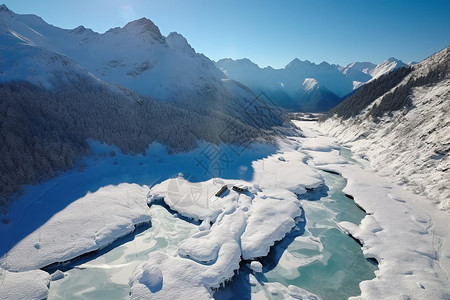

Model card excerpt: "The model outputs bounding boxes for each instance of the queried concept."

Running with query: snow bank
[0,268,50,300]
[0,183,150,271]
[148,177,226,222]
[241,188,301,259]
[251,145,323,193]
[130,148,324,298]
[130,209,244,299]
[248,261,263,273]
[333,163,450,300]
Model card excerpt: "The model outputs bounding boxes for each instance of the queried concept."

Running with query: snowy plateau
[1,4,450,300]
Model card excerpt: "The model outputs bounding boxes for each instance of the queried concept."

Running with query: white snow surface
[295,121,450,300]
[321,47,450,211]
[339,58,405,83]
[248,261,263,273]
[303,78,319,91]
[0,183,150,272]
[0,268,51,300]
[1,118,449,299]
[0,23,97,89]
[368,57,406,81]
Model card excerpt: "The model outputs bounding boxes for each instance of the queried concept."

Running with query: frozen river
[3,121,447,299]
[215,169,377,300]
[48,153,376,300]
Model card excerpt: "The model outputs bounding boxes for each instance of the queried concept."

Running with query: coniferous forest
[0,75,284,210]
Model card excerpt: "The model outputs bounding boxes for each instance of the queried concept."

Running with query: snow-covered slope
[369,57,406,80]
[321,46,450,211]
[0,5,259,110]
[0,7,99,89]
[339,58,406,89]
[338,62,376,82]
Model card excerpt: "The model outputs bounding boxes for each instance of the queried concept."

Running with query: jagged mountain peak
[0,4,13,17]
[70,25,95,35]
[166,32,194,53]
[122,17,164,41]
[216,58,232,63]
[378,57,405,67]
[0,4,10,12]
[285,59,334,70]
[386,57,401,63]
[342,61,376,71]
[216,58,261,69]
[285,58,313,69]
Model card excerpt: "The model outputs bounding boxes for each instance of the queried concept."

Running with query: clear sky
[2,0,450,68]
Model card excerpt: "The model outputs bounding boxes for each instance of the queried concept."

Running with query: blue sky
[3,0,450,68]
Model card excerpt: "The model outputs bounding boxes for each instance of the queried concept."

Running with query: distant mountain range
[0,2,407,114]
[215,57,406,111]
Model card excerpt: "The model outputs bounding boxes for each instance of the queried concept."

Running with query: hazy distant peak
[215,58,234,64]
[0,4,14,18]
[386,57,401,63]
[342,61,376,70]
[377,57,406,67]
[0,4,10,13]
[285,58,312,69]
[318,61,333,69]
[237,58,260,66]
[216,58,260,69]
[70,25,95,35]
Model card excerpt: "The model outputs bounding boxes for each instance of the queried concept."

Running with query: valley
[0,3,449,300]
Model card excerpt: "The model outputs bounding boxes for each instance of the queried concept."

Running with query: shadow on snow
[0,141,278,260]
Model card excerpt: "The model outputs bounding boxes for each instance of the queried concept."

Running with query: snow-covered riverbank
[296,121,450,299]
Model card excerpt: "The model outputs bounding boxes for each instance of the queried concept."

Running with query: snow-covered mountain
[321,46,450,211]
[0,5,100,89]
[0,4,285,135]
[0,4,267,114]
[215,56,405,112]
[338,61,376,83]
[339,58,406,89]
[369,57,406,80]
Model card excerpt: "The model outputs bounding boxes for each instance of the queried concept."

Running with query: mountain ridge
[215,56,404,112]
[320,45,450,210]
